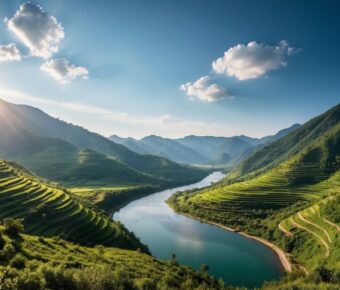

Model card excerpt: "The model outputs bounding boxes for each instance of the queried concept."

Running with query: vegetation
[0,99,208,186]
[168,104,340,282]
[69,185,159,214]
[0,160,145,250]
[0,223,222,290]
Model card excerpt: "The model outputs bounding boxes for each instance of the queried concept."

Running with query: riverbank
[169,208,292,273]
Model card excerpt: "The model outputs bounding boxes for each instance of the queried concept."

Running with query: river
[113,172,283,288]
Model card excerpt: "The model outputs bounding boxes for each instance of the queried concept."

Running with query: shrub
[0,233,5,250]
[1,243,16,260]
[10,254,27,270]
[312,266,334,283]
[3,219,24,236]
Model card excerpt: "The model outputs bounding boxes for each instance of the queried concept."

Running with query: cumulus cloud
[41,58,89,83]
[212,41,295,80]
[0,43,21,61]
[180,76,233,102]
[6,2,64,59]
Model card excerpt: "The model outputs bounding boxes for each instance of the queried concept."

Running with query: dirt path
[298,212,332,244]
[290,217,330,257]
[322,218,340,232]
[278,223,293,237]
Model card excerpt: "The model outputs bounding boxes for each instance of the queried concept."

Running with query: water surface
[113,172,283,288]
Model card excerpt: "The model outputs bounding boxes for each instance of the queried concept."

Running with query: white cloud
[6,2,64,59]
[40,58,89,83]
[212,41,295,80]
[180,76,233,102]
[0,43,21,61]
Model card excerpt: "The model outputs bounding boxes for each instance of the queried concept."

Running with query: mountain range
[0,99,206,186]
[110,124,300,166]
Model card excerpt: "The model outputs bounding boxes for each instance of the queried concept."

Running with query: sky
[0,0,339,139]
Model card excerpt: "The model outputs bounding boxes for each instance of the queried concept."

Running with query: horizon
[1,96,304,140]
[0,0,339,139]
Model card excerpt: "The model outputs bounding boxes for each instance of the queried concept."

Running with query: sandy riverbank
[173,210,292,273]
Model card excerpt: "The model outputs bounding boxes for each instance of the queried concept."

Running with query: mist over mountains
[110,124,300,166]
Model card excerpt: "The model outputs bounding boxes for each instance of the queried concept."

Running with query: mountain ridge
[110,123,301,166]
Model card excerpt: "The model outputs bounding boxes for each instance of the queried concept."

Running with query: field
[168,123,340,274]
[69,184,158,214]
[0,160,144,250]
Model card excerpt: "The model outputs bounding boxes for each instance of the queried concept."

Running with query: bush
[10,254,27,270]
[0,233,5,250]
[3,219,24,236]
[1,243,16,260]
[312,266,334,283]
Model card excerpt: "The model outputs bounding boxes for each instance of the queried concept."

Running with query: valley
[0,101,339,290]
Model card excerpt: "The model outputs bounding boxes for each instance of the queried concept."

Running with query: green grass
[0,160,145,250]
[0,225,221,290]
[168,105,340,275]
[69,185,158,214]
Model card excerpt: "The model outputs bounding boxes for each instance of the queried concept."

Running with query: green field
[69,184,158,214]
[0,160,144,250]
[168,104,340,283]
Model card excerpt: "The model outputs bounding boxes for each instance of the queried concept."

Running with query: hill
[0,224,220,290]
[168,104,340,274]
[233,105,339,177]
[0,128,155,187]
[110,124,300,166]
[0,99,206,184]
[0,160,145,250]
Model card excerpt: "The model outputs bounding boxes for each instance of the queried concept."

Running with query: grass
[168,106,340,275]
[69,184,158,214]
[0,160,145,251]
[0,225,221,290]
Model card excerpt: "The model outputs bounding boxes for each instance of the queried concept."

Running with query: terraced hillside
[168,104,340,273]
[0,160,145,250]
[0,225,220,290]
[278,176,340,270]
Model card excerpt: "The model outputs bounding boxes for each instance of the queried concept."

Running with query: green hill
[233,104,340,178]
[0,224,220,290]
[0,132,155,187]
[168,104,340,274]
[0,160,145,250]
[0,99,206,184]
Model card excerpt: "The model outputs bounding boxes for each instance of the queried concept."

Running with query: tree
[3,219,24,236]
[200,264,209,273]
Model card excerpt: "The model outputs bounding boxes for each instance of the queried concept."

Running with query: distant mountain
[233,104,340,178]
[0,99,206,185]
[110,124,301,166]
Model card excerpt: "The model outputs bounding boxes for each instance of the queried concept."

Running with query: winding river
[113,172,283,288]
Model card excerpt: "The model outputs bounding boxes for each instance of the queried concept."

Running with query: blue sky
[0,0,339,138]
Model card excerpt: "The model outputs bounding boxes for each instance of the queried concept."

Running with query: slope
[168,104,340,273]
[0,160,145,250]
[110,123,300,166]
[0,127,155,187]
[233,105,339,177]
[0,225,219,290]
[0,99,206,183]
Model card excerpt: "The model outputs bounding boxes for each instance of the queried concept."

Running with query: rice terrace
[0,1,339,289]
